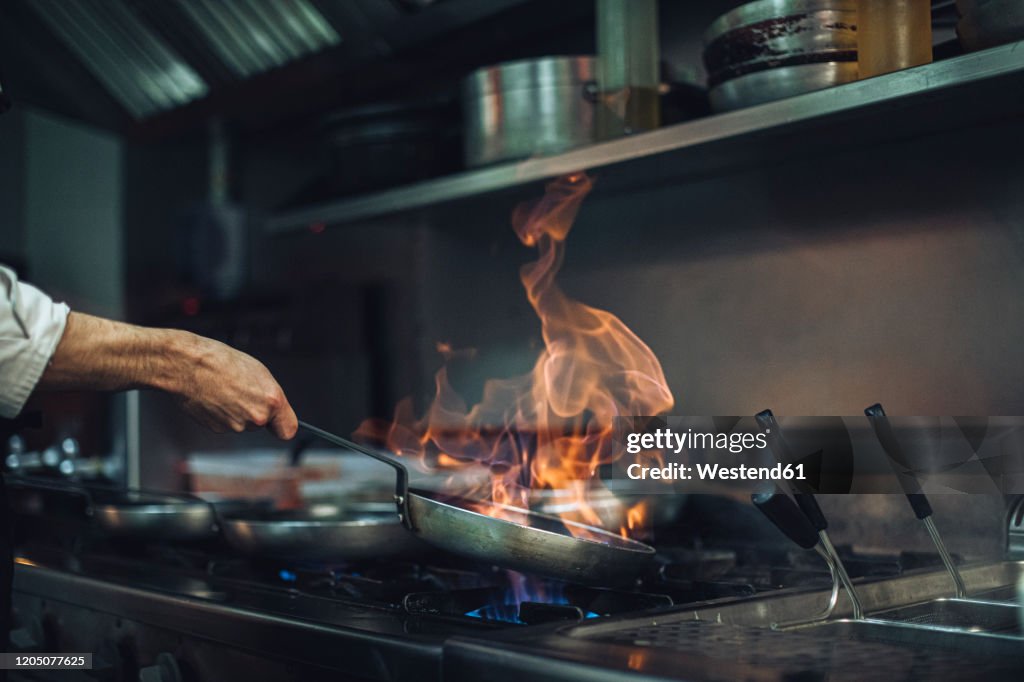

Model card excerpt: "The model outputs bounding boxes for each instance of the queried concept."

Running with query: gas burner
[403,579,672,625]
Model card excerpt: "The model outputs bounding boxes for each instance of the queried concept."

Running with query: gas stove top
[15,528,924,625]
[10,533,975,681]
[8,495,1023,681]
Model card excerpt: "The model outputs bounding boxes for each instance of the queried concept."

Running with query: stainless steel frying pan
[217,502,427,560]
[89,490,219,541]
[298,421,656,585]
[7,478,234,542]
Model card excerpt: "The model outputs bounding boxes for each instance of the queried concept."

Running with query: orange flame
[621,500,648,539]
[356,173,674,536]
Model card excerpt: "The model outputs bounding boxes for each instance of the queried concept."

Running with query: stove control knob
[138,653,182,682]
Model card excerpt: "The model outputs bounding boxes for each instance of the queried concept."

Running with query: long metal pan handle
[297,421,414,530]
[4,476,215,521]
[5,475,95,508]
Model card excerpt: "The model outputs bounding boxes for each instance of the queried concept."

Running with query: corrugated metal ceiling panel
[24,0,342,119]
[172,0,340,79]
[28,0,207,119]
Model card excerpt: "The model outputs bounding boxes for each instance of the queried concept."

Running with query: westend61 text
[626,462,806,481]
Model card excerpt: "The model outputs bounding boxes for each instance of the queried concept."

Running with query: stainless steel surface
[924,515,969,598]
[958,0,1024,51]
[217,502,423,560]
[573,619,995,679]
[90,492,217,542]
[876,598,1020,631]
[595,0,660,136]
[12,559,456,682]
[408,489,654,585]
[797,617,1023,657]
[126,389,140,489]
[709,61,859,111]
[704,557,1024,622]
[463,56,598,167]
[660,561,1022,626]
[772,544,841,628]
[569,562,1024,669]
[265,40,1024,232]
[1009,496,1024,558]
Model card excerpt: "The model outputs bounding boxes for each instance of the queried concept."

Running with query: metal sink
[572,562,1023,652]
[876,598,1021,634]
[682,560,1024,628]
[567,562,1024,679]
[794,597,1024,656]
[796,616,1023,657]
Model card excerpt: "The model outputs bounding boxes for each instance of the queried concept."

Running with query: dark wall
[0,108,25,265]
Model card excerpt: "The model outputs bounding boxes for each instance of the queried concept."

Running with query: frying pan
[6,477,244,542]
[217,502,428,561]
[89,489,219,541]
[298,421,656,585]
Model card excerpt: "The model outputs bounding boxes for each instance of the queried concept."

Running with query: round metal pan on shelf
[703,0,859,112]
[957,0,1024,52]
[704,0,858,48]
[709,61,859,111]
[462,55,599,167]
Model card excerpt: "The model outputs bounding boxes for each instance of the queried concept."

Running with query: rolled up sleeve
[0,265,69,418]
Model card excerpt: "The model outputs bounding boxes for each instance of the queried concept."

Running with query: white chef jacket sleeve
[0,264,70,418]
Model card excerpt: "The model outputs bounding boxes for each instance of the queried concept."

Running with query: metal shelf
[266,41,1024,233]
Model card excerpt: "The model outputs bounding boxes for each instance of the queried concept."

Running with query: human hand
[173,333,298,440]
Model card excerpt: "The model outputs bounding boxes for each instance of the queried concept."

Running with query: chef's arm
[37,311,298,439]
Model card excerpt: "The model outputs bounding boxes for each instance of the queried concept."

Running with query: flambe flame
[623,501,648,539]
[356,173,674,537]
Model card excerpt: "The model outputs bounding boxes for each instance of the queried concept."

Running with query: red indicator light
[182,297,201,316]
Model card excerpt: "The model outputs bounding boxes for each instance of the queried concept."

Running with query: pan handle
[4,476,216,520]
[755,409,828,530]
[864,403,931,515]
[297,421,414,530]
[5,475,95,508]
[752,488,819,550]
